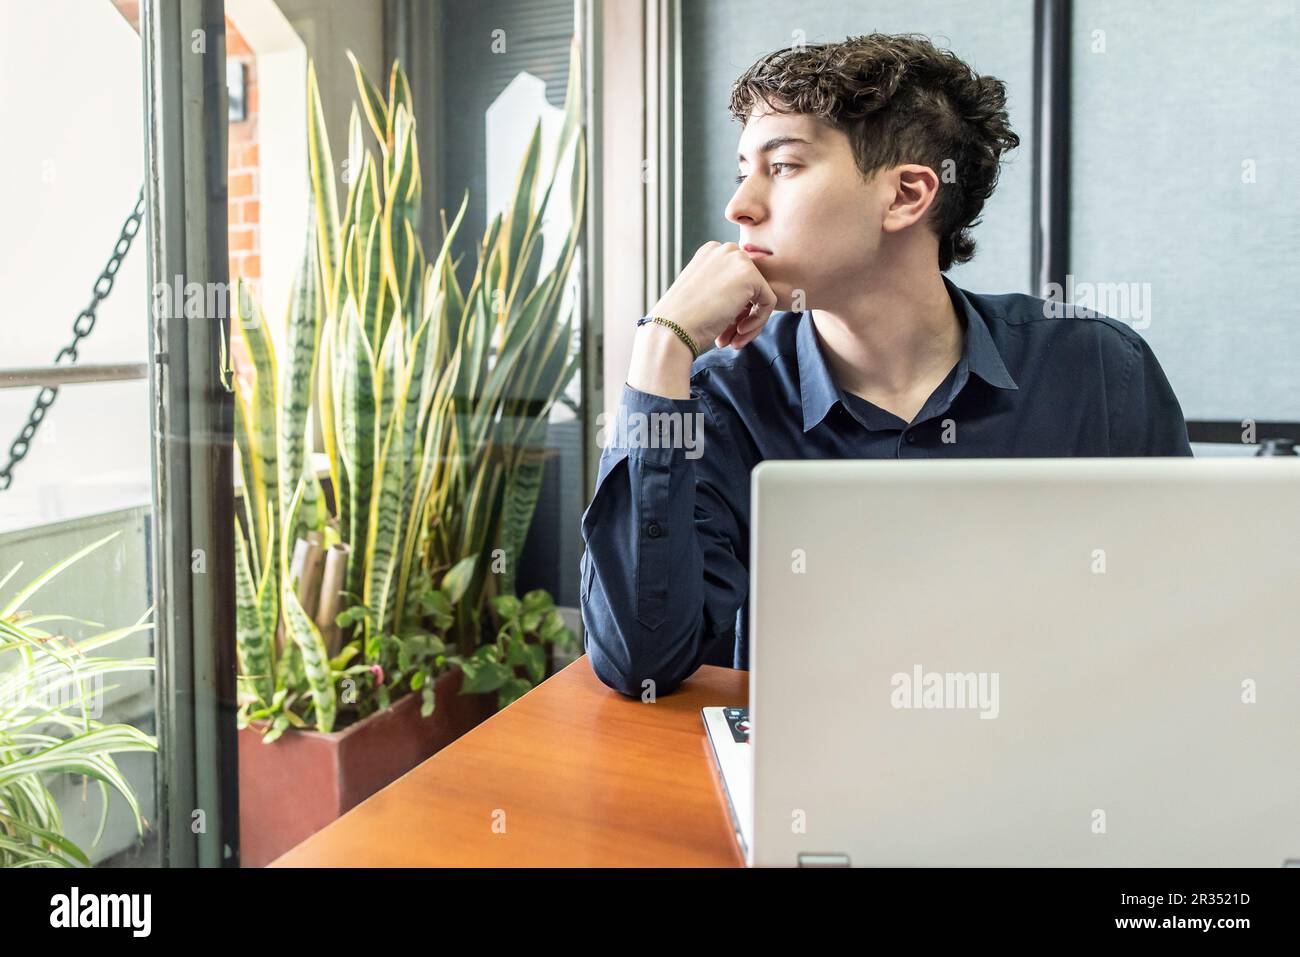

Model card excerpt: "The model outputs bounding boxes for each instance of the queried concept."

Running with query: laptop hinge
[798,852,851,867]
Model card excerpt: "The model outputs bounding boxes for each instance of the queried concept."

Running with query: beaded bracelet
[636,314,701,361]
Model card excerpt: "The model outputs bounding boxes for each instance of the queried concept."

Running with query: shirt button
[905,432,917,444]
[645,520,663,539]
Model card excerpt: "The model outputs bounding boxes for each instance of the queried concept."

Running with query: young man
[579,34,1191,698]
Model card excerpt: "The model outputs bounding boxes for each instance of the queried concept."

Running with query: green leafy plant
[233,39,586,738]
[0,532,157,867]
[446,589,577,709]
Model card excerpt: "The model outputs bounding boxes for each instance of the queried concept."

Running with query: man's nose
[725,180,764,225]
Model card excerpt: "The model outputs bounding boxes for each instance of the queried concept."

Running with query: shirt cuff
[596,382,706,467]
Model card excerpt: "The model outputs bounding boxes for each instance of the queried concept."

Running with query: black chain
[0,188,146,493]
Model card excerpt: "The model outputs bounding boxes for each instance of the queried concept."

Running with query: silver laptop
[703,457,1300,866]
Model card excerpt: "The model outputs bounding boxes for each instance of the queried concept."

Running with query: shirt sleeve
[1111,334,1194,456]
[578,377,749,697]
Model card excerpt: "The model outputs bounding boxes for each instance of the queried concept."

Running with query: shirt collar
[796,274,1019,433]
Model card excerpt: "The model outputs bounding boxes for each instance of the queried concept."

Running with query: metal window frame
[645,0,682,304]
[580,0,604,493]
[583,0,680,490]
[141,0,239,867]
[1031,0,1071,300]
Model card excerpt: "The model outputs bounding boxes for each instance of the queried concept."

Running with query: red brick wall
[111,2,261,293]
[226,23,261,294]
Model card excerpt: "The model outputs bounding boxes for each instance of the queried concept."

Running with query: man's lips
[742,244,772,258]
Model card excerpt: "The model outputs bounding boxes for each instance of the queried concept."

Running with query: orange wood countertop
[270,656,748,867]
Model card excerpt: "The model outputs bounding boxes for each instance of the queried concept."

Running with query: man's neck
[810,270,964,405]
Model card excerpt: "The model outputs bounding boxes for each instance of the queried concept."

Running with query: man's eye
[733,163,796,184]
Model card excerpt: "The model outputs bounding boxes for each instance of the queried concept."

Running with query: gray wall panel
[1070,0,1300,423]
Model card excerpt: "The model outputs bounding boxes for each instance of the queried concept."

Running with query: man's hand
[650,241,779,352]
[627,241,779,400]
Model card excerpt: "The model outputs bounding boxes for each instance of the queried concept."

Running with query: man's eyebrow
[737,135,813,164]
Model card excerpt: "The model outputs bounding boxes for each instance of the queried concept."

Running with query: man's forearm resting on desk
[578,380,745,699]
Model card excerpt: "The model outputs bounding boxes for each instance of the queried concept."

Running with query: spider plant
[0,532,156,867]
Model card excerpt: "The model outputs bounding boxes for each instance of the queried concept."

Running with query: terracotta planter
[238,666,497,867]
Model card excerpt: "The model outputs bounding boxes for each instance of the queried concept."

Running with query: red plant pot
[238,667,496,867]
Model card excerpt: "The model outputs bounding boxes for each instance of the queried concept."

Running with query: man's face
[726,106,886,313]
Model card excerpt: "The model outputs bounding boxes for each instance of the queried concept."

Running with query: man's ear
[880,164,941,235]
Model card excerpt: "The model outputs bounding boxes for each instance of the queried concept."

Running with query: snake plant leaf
[278,215,324,526]
[403,349,460,597]
[233,387,256,524]
[359,215,386,347]
[340,222,360,335]
[502,120,542,298]
[364,317,408,634]
[326,302,353,548]
[316,306,341,523]
[386,59,414,145]
[334,102,365,309]
[233,414,261,584]
[353,151,381,251]
[235,518,273,705]
[346,49,389,151]
[429,191,469,352]
[254,501,279,683]
[391,313,435,629]
[503,223,546,325]
[389,104,420,215]
[525,37,584,250]
[437,195,469,345]
[480,274,558,439]
[497,450,546,598]
[337,298,377,605]
[372,308,404,456]
[233,276,280,567]
[307,59,339,302]
[346,100,365,187]
[553,36,584,174]
[279,473,308,593]
[280,585,336,733]
[416,286,445,430]
[539,125,588,330]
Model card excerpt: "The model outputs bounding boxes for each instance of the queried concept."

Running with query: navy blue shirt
[579,275,1192,697]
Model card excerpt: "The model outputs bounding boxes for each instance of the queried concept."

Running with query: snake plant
[233,40,586,737]
[414,36,587,658]
[0,532,157,867]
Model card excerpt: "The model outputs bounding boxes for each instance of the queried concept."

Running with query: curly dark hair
[729,33,1020,272]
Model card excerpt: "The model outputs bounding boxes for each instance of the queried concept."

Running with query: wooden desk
[270,657,748,867]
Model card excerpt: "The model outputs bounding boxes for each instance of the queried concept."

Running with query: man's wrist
[628,321,695,399]
[637,317,699,362]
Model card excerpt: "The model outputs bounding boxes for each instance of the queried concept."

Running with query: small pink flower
[370,664,385,686]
